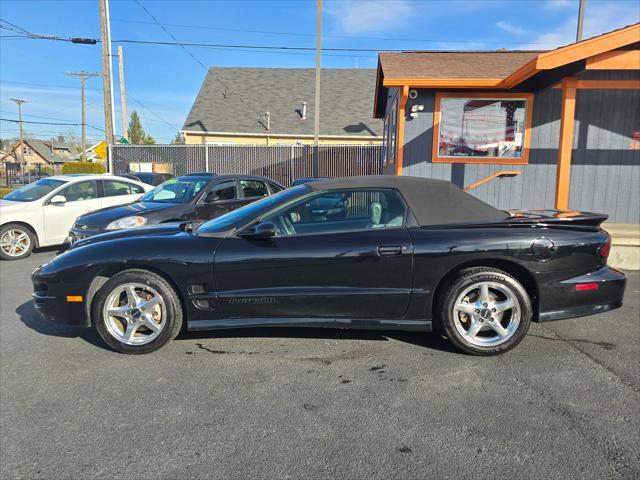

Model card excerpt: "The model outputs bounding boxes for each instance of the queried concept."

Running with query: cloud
[326,0,414,35]
[521,0,639,48]
[545,0,574,9]
[495,21,529,35]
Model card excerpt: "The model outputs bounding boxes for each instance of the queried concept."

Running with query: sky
[1,0,638,144]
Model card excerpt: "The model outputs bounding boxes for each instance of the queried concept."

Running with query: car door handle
[377,245,405,256]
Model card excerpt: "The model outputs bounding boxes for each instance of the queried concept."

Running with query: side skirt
[187,317,432,332]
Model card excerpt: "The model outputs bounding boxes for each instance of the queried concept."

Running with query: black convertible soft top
[309,176,509,226]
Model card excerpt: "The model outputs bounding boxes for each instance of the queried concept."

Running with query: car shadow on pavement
[16,299,458,354]
[16,301,108,350]
[179,327,459,354]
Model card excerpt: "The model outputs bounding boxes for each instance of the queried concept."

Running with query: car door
[42,179,101,244]
[195,180,244,221]
[213,188,413,320]
[101,179,146,208]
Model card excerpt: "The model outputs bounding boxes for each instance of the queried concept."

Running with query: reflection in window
[264,189,407,236]
[438,98,527,159]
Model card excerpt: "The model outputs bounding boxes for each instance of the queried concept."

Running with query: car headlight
[106,216,148,230]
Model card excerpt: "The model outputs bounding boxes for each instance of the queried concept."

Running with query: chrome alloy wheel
[452,281,521,347]
[0,228,31,258]
[103,283,167,346]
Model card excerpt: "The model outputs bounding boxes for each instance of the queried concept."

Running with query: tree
[127,111,154,145]
[170,132,185,145]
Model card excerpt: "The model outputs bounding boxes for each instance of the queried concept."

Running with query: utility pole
[576,0,586,42]
[65,71,98,159]
[99,0,116,146]
[117,46,128,142]
[313,0,322,177]
[11,98,27,179]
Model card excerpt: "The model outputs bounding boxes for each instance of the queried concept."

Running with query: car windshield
[197,185,310,234]
[139,177,209,204]
[3,178,66,202]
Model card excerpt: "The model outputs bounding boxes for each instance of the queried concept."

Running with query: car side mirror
[239,221,276,239]
[50,195,67,205]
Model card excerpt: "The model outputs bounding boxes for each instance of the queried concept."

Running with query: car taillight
[597,237,611,259]
[576,283,599,291]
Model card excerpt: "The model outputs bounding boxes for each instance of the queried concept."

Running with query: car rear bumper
[537,266,626,322]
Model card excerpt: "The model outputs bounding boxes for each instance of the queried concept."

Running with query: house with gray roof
[182,67,382,145]
[1,138,77,172]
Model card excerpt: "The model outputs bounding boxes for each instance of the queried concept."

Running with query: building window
[432,92,533,164]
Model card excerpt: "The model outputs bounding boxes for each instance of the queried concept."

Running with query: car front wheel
[0,224,35,260]
[93,269,183,354]
[439,267,532,355]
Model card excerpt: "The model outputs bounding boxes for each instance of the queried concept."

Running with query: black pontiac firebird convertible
[32,176,626,355]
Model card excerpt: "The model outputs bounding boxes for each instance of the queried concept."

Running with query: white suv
[0,174,152,260]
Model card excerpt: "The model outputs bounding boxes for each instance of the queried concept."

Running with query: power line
[0,18,563,51]
[1,80,180,134]
[131,2,267,125]
[109,17,545,45]
[134,1,207,70]
[1,118,105,131]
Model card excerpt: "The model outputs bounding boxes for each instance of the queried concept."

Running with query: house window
[23,147,33,155]
[433,92,533,164]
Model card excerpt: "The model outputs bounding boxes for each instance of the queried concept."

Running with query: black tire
[92,269,183,354]
[0,223,36,261]
[438,267,532,355]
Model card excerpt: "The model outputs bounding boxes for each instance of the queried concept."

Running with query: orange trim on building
[431,92,534,165]
[555,77,579,210]
[463,171,521,191]
[395,86,409,176]
[537,24,640,70]
[383,78,504,88]
[552,80,640,89]
[586,49,640,70]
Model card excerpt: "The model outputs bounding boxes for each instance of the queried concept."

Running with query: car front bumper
[68,227,104,245]
[537,266,626,322]
[31,266,87,326]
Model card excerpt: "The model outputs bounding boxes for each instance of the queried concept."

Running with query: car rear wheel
[0,224,35,261]
[439,267,532,355]
[93,269,183,354]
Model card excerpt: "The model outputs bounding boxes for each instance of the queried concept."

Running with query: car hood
[75,201,180,226]
[70,223,183,249]
[0,199,31,212]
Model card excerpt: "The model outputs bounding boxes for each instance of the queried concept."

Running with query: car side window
[103,180,143,196]
[58,180,98,202]
[240,180,269,198]
[208,180,237,201]
[268,182,284,194]
[263,189,407,237]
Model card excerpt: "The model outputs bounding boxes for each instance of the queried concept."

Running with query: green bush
[29,166,54,175]
[61,162,106,174]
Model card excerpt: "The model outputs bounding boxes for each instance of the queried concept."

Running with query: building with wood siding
[374,24,640,223]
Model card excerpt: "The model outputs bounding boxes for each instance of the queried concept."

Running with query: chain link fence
[110,144,383,187]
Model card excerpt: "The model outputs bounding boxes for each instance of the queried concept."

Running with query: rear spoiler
[507,209,608,227]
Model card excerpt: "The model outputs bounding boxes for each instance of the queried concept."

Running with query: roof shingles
[183,67,382,137]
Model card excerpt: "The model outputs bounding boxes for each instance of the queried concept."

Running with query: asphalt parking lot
[1,250,639,480]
